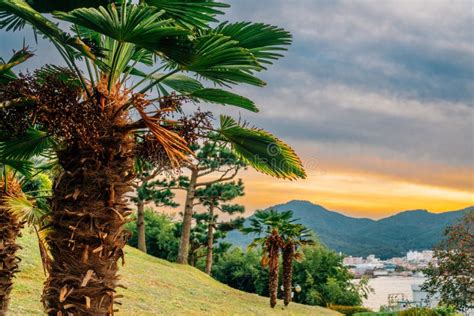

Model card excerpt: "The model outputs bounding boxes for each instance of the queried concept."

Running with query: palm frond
[213,21,292,67]
[26,0,112,13]
[190,88,258,112]
[35,65,82,88]
[129,70,204,94]
[161,73,203,93]
[0,47,33,82]
[219,115,306,180]
[0,128,54,160]
[0,159,33,177]
[144,0,229,29]
[183,34,264,86]
[135,106,191,167]
[131,48,154,66]
[4,194,45,225]
[54,4,189,52]
[0,0,95,59]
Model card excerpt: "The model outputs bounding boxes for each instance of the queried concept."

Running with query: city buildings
[343,250,434,277]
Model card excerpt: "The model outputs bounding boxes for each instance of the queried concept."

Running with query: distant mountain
[226,200,472,259]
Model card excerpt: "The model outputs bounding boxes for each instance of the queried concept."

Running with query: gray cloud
[215,0,474,169]
[1,0,473,173]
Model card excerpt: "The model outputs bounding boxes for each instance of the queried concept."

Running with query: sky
[1,0,473,218]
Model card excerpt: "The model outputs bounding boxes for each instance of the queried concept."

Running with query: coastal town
[343,251,443,312]
[343,250,434,278]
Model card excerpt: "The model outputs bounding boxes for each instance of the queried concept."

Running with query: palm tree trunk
[177,167,198,264]
[268,231,281,308]
[136,199,146,253]
[0,178,23,316]
[42,128,135,315]
[282,242,295,306]
[204,205,214,275]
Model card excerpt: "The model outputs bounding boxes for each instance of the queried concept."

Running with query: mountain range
[226,200,473,259]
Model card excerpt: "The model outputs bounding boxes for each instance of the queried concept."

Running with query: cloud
[209,0,474,170]
[1,0,472,216]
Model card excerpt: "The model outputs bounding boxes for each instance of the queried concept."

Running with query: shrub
[126,210,179,261]
[328,304,372,315]
[353,306,459,316]
[398,307,458,316]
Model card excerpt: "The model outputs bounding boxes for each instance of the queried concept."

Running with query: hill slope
[10,230,338,316]
[226,200,472,258]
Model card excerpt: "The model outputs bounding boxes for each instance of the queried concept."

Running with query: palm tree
[0,168,26,315]
[0,148,52,315]
[0,1,306,314]
[280,221,314,306]
[242,209,294,308]
[0,47,40,315]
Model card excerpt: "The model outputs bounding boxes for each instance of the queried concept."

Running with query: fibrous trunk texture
[42,125,135,315]
[177,167,198,264]
[282,242,295,306]
[136,199,146,253]
[204,205,214,275]
[267,230,281,308]
[0,178,24,316]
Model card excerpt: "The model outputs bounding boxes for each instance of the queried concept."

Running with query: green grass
[10,230,339,315]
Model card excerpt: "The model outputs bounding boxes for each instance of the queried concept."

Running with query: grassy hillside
[10,230,338,316]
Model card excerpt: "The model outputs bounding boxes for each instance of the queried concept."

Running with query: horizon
[1,0,473,218]
[258,199,474,220]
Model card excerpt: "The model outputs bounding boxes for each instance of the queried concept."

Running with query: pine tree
[177,136,245,264]
[195,181,245,274]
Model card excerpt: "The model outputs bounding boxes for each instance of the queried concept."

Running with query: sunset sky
[213,0,474,218]
[1,0,472,218]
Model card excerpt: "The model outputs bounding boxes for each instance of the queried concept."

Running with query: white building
[406,250,434,263]
[343,256,364,266]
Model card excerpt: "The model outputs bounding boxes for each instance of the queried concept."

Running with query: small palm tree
[0,1,306,313]
[242,209,294,308]
[0,47,41,315]
[0,168,26,315]
[0,155,53,314]
[280,222,314,306]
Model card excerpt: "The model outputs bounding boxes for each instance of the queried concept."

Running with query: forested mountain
[226,200,472,258]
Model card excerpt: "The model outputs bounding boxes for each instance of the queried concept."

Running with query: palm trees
[242,210,289,308]
[280,223,313,306]
[0,1,305,314]
[0,171,24,315]
[242,209,313,308]
[0,47,37,315]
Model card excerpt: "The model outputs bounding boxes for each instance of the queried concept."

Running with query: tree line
[126,209,373,309]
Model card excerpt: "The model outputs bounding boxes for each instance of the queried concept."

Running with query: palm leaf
[35,65,82,88]
[213,21,292,66]
[4,194,45,225]
[131,48,154,66]
[0,47,33,75]
[179,34,264,86]
[190,88,258,112]
[219,115,306,180]
[144,0,229,29]
[135,106,191,167]
[0,47,34,84]
[0,0,95,59]
[54,4,189,53]
[26,0,112,13]
[0,128,54,160]
[129,70,204,94]
[161,74,203,93]
[0,159,33,177]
